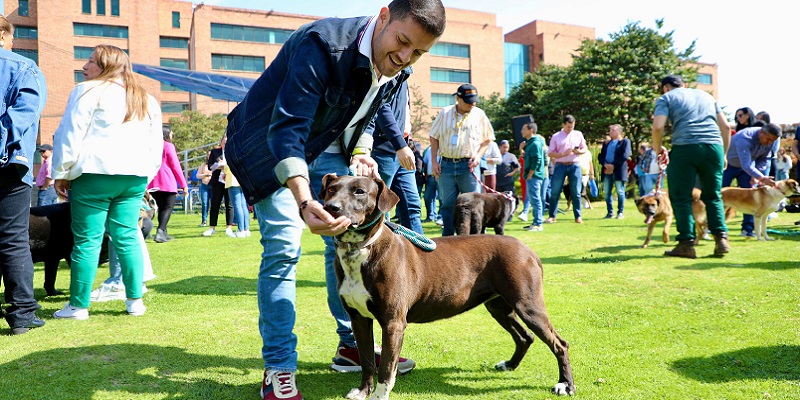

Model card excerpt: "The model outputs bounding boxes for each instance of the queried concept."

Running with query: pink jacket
[147,142,188,193]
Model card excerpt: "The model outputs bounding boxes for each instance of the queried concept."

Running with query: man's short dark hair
[526,122,538,134]
[388,0,446,37]
[762,123,781,137]
[563,115,576,124]
[661,74,684,88]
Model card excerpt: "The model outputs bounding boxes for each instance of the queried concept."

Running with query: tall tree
[168,111,228,169]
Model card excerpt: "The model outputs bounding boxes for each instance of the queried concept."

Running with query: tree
[168,111,228,168]
[408,84,432,145]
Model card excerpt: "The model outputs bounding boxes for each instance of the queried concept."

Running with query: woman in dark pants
[202,135,233,236]
[148,126,188,242]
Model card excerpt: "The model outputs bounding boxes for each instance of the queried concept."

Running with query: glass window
[211,54,265,72]
[160,36,188,48]
[81,0,91,14]
[210,23,294,44]
[162,102,190,114]
[110,0,120,16]
[431,93,454,108]
[74,70,86,83]
[161,83,186,92]
[172,11,180,28]
[19,0,29,16]
[430,42,470,58]
[504,43,530,95]
[430,68,470,83]
[12,49,38,64]
[13,26,38,39]
[160,58,188,69]
[96,0,105,15]
[73,23,129,38]
[697,73,713,85]
[74,46,95,59]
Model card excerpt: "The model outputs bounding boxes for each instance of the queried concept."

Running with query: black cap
[660,74,684,88]
[39,144,53,151]
[455,83,478,104]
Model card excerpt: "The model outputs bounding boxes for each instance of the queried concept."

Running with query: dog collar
[334,223,384,250]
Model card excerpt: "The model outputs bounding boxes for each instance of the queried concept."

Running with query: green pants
[69,174,147,308]
[666,144,728,242]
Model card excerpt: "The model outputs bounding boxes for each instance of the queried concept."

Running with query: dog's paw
[552,381,575,396]
[764,236,774,241]
[494,361,515,371]
[641,243,649,248]
[346,388,368,400]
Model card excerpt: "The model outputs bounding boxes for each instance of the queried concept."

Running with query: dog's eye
[353,188,367,195]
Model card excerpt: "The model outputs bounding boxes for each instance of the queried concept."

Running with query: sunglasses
[735,113,745,118]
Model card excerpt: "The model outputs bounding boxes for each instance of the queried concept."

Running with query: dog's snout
[324,202,342,215]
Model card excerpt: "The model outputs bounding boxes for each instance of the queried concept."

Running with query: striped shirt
[429,104,495,159]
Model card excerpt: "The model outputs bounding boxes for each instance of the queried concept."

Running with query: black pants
[209,180,231,227]
[0,168,41,328]
[151,191,177,232]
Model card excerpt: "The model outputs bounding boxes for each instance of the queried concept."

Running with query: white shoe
[517,212,528,222]
[202,228,216,237]
[244,230,252,237]
[767,212,778,222]
[142,284,149,294]
[54,303,89,320]
[225,227,234,237]
[125,298,146,316]
[234,231,248,238]
[90,285,126,302]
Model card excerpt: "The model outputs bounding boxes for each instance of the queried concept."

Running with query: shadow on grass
[675,261,800,271]
[671,345,800,383]
[149,275,324,296]
[0,344,260,399]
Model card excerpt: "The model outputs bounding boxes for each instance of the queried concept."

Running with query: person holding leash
[223,2,445,398]
[651,74,731,259]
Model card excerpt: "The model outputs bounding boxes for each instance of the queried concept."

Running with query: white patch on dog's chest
[337,246,375,320]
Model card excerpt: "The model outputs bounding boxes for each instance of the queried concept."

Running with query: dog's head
[635,194,661,224]
[776,179,800,196]
[502,191,520,215]
[319,174,399,230]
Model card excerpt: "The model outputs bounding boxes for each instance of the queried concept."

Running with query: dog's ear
[634,197,642,206]
[319,173,338,201]
[375,178,399,213]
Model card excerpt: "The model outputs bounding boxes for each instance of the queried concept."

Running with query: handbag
[588,178,598,198]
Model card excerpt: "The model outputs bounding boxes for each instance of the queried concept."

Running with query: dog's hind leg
[484,297,533,371]
[43,259,64,296]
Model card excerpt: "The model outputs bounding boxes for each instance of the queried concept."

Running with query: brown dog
[454,191,518,235]
[722,179,800,241]
[320,174,574,400]
[634,188,707,248]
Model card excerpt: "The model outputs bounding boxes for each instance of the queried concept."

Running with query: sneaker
[435,219,443,226]
[421,218,432,223]
[331,342,416,374]
[604,214,614,219]
[740,230,756,238]
[616,213,624,219]
[202,228,216,237]
[198,222,207,227]
[517,212,528,222]
[11,316,46,335]
[575,218,584,224]
[54,303,89,320]
[523,225,534,231]
[531,225,543,231]
[125,298,146,316]
[91,285,126,302]
[225,227,235,237]
[544,217,557,224]
[234,231,248,238]
[261,370,302,400]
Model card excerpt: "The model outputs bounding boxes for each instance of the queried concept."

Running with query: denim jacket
[0,49,48,186]
[367,80,409,156]
[225,16,411,204]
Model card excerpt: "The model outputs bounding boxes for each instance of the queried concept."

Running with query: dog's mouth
[644,214,654,224]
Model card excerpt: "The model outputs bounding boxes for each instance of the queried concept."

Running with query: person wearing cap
[652,74,731,259]
[428,83,496,236]
[36,143,58,206]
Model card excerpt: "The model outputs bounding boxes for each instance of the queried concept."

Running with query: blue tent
[132,64,256,103]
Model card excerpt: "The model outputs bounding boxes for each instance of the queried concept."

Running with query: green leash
[384,221,437,251]
[766,228,800,236]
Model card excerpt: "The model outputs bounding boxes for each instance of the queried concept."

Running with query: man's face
[562,121,575,133]
[521,125,532,139]
[372,8,439,78]
[499,142,509,154]
[758,130,778,146]
[609,126,620,140]
[455,96,476,114]
[39,149,52,159]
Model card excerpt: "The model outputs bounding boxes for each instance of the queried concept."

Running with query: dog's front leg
[370,319,407,400]
[345,314,376,400]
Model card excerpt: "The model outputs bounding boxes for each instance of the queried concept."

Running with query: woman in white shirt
[51,45,163,320]
[775,147,792,182]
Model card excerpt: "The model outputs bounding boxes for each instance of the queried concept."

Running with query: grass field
[1,200,799,400]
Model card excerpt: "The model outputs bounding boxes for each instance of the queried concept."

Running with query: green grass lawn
[2,200,799,399]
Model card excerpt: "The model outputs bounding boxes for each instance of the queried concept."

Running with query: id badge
[450,135,459,146]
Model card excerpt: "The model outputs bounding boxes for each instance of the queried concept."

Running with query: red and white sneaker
[331,341,416,374]
[261,369,302,400]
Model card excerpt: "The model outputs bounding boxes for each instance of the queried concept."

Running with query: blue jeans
[423,175,440,221]
[526,176,545,226]
[638,173,659,196]
[199,183,211,224]
[373,151,423,234]
[548,163,583,219]
[438,159,481,236]
[602,175,626,215]
[37,186,57,206]
[228,186,250,231]
[309,152,357,347]
[722,166,754,234]
[0,170,41,328]
[253,188,305,372]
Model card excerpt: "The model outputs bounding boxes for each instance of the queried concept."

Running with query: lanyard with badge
[451,112,470,146]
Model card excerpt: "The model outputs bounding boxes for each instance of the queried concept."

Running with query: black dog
[454,191,518,235]
[29,203,108,296]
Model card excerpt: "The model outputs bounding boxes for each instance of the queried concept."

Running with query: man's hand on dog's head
[303,200,351,236]
[350,154,381,179]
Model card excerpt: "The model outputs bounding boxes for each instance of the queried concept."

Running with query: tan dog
[722,179,800,241]
[634,188,707,248]
[320,174,574,400]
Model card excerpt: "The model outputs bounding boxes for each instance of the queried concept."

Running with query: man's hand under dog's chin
[303,201,351,236]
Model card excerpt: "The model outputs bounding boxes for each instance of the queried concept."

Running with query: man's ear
[319,173,338,201]
[375,178,399,213]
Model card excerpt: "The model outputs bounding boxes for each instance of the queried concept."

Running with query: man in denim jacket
[0,35,48,335]
[224,1,445,399]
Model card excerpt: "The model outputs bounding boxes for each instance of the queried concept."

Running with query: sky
[208,0,797,124]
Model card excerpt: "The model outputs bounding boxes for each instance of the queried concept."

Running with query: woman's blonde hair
[0,15,14,41]
[91,44,149,122]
